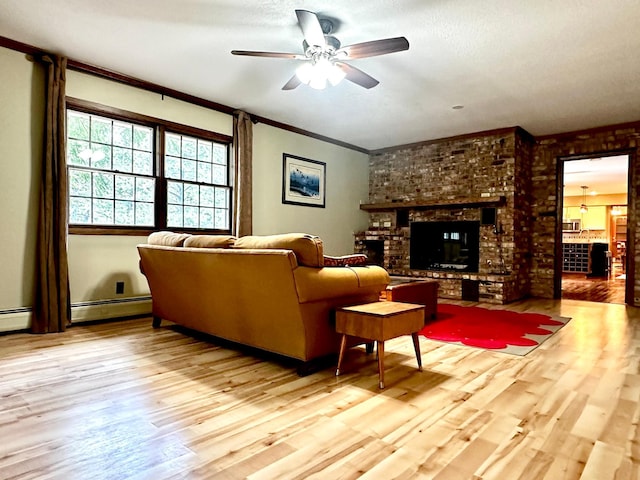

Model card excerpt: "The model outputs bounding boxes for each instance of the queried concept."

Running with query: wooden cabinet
[584,206,606,230]
[563,243,590,273]
[564,205,607,230]
[615,216,627,241]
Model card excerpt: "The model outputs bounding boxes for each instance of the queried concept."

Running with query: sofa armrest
[293,265,389,303]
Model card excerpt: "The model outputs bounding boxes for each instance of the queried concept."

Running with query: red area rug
[420,304,571,355]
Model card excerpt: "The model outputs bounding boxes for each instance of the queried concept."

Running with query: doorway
[560,154,629,304]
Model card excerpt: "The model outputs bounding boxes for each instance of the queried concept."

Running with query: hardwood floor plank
[1,298,640,478]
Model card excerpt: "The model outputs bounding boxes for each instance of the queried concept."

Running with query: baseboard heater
[0,296,152,332]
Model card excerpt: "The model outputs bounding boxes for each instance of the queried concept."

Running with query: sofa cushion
[323,254,368,267]
[234,233,324,267]
[148,231,191,247]
[184,235,237,248]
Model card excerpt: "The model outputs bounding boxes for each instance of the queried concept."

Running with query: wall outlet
[116,281,125,295]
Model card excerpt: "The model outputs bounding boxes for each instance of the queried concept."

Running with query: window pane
[133,125,153,151]
[197,162,211,183]
[93,172,114,199]
[201,185,214,207]
[214,188,228,208]
[93,198,114,224]
[165,133,181,156]
[113,147,132,172]
[214,208,229,229]
[200,208,214,229]
[184,206,198,227]
[113,122,132,148]
[135,202,154,226]
[182,159,196,181]
[167,181,183,205]
[115,175,135,200]
[133,151,153,175]
[182,137,197,159]
[167,204,183,227]
[91,144,111,169]
[212,165,226,185]
[212,144,227,165]
[69,169,92,197]
[198,140,212,162]
[68,111,90,141]
[68,139,91,166]
[91,117,112,144]
[184,183,198,206]
[135,178,155,202]
[115,200,135,225]
[69,197,91,224]
[165,156,181,179]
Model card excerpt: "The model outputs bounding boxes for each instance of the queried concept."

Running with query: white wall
[0,47,43,311]
[0,46,371,330]
[252,124,369,254]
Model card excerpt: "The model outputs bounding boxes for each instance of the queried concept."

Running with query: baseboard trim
[0,296,152,332]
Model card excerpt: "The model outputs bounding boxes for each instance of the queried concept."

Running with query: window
[165,132,230,230]
[66,100,233,234]
[67,111,155,226]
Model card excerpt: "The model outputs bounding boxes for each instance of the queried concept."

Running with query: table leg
[336,334,348,376]
[412,332,422,371]
[377,340,385,389]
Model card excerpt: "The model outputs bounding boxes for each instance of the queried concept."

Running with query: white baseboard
[71,297,152,324]
[0,310,31,333]
[0,297,152,333]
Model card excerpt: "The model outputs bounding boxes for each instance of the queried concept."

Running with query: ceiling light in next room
[580,185,589,213]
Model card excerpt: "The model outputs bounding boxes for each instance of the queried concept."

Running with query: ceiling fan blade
[335,62,379,89]
[282,75,302,90]
[337,37,409,59]
[295,10,326,48]
[231,50,305,59]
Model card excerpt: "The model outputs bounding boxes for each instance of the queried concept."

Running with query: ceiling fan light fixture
[295,56,345,89]
[295,62,314,84]
[309,75,327,90]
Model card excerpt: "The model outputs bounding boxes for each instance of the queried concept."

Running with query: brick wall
[363,121,639,305]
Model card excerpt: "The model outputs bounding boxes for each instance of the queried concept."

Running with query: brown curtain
[233,110,253,237]
[32,54,71,334]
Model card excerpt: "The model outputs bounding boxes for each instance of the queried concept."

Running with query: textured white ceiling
[1,0,640,155]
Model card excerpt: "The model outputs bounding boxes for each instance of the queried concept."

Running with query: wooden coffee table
[335,301,424,389]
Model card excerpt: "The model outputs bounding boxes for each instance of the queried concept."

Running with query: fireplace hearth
[410,221,480,272]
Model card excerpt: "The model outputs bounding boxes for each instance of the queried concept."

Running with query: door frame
[555,150,635,304]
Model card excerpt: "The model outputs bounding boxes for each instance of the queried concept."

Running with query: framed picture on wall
[282,153,326,208]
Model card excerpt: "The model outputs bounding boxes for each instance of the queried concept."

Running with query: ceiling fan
[231,10,409,90]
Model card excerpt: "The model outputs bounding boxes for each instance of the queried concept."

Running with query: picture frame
[282,153,326,208]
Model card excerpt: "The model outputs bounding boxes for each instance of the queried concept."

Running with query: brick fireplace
[355,127,534,304]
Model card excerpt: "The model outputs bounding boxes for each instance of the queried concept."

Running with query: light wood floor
[1,298,639,479]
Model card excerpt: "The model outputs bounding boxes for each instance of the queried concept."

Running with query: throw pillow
[323,254,368,267]
[184,235,237,248]
[147,231,191,247]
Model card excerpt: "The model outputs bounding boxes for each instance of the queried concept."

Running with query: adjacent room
[1,1,640,478]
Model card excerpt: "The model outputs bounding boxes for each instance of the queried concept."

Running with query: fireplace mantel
[359,195,505,212]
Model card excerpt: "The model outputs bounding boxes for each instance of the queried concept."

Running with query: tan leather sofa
[138,232,390,373]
